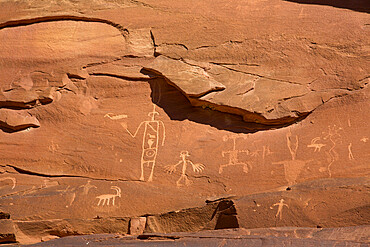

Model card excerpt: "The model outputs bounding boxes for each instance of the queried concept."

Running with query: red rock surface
[0,0,369,245]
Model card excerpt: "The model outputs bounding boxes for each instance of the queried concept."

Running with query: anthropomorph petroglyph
[219,135,253,174]
[123,104,165,182]
[272,199,289,220]
[79,180,97,195]
[96,186,121,206]
[165,151,205,187]
[348,143,354,160]
[272,132,312,186]
[0,177,16,189]
[307,137,326,152]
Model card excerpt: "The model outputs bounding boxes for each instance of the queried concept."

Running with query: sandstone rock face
[0,0,369,245]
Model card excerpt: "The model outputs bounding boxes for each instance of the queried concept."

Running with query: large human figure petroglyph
[219,135,253,174]
[273,132,312,186]
[124,104,166,182]
[165,151,205,187]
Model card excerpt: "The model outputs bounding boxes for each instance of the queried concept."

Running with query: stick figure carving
[0,177,16,189]
[96,186,121,206]
[124,104,166,182]
[219,135,252,174]
[307,137,326,152]
[165,151,205,186]
[272,199,289,220]
[79,180,97,195]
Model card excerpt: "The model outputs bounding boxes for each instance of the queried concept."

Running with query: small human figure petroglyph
[96,186,121,206]
[307,137,326,152]
[348,143,354,160]
[124,104,166,182]
[219,135,252,174]
[272,199,289,220]
[0,177,16,189]
[79,180,97,195]
[165,151,205,187]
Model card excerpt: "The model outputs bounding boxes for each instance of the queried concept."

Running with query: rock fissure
[0,15,129,37]
[88,72,152,81]
[0,164,145,183]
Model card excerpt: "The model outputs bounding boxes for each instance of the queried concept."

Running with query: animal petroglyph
[307,137,326,152]
[165,151,205,187]
[272,199,289,220]
[273,132,312,186]
[348,143,354,160]
[79,180,97,195]
[219,135,253,174]
[323,125,342,177]
[124,104,166,182]
[104,113,128,120]
[0,177,16,189]
[96,186,121,206]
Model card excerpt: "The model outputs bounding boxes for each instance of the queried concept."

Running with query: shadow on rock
[143,71,287,134]
[284,0,370,13]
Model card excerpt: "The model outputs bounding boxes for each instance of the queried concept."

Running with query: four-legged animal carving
[96,186,121,206]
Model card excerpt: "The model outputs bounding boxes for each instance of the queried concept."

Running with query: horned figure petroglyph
[272,132,312,186]
[219,135,252,174]
[96,186,121,206]
[272,199,289,220]
[0,177,16,189]
[124,104,166,182]
[165,151,205,187]
[307,137,326,152]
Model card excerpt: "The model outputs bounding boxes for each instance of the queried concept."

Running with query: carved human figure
[165,151,205,186]
[124,104,166,182]
[272,199,289,220]
[79,180,97,195]
[219,135,253,174]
